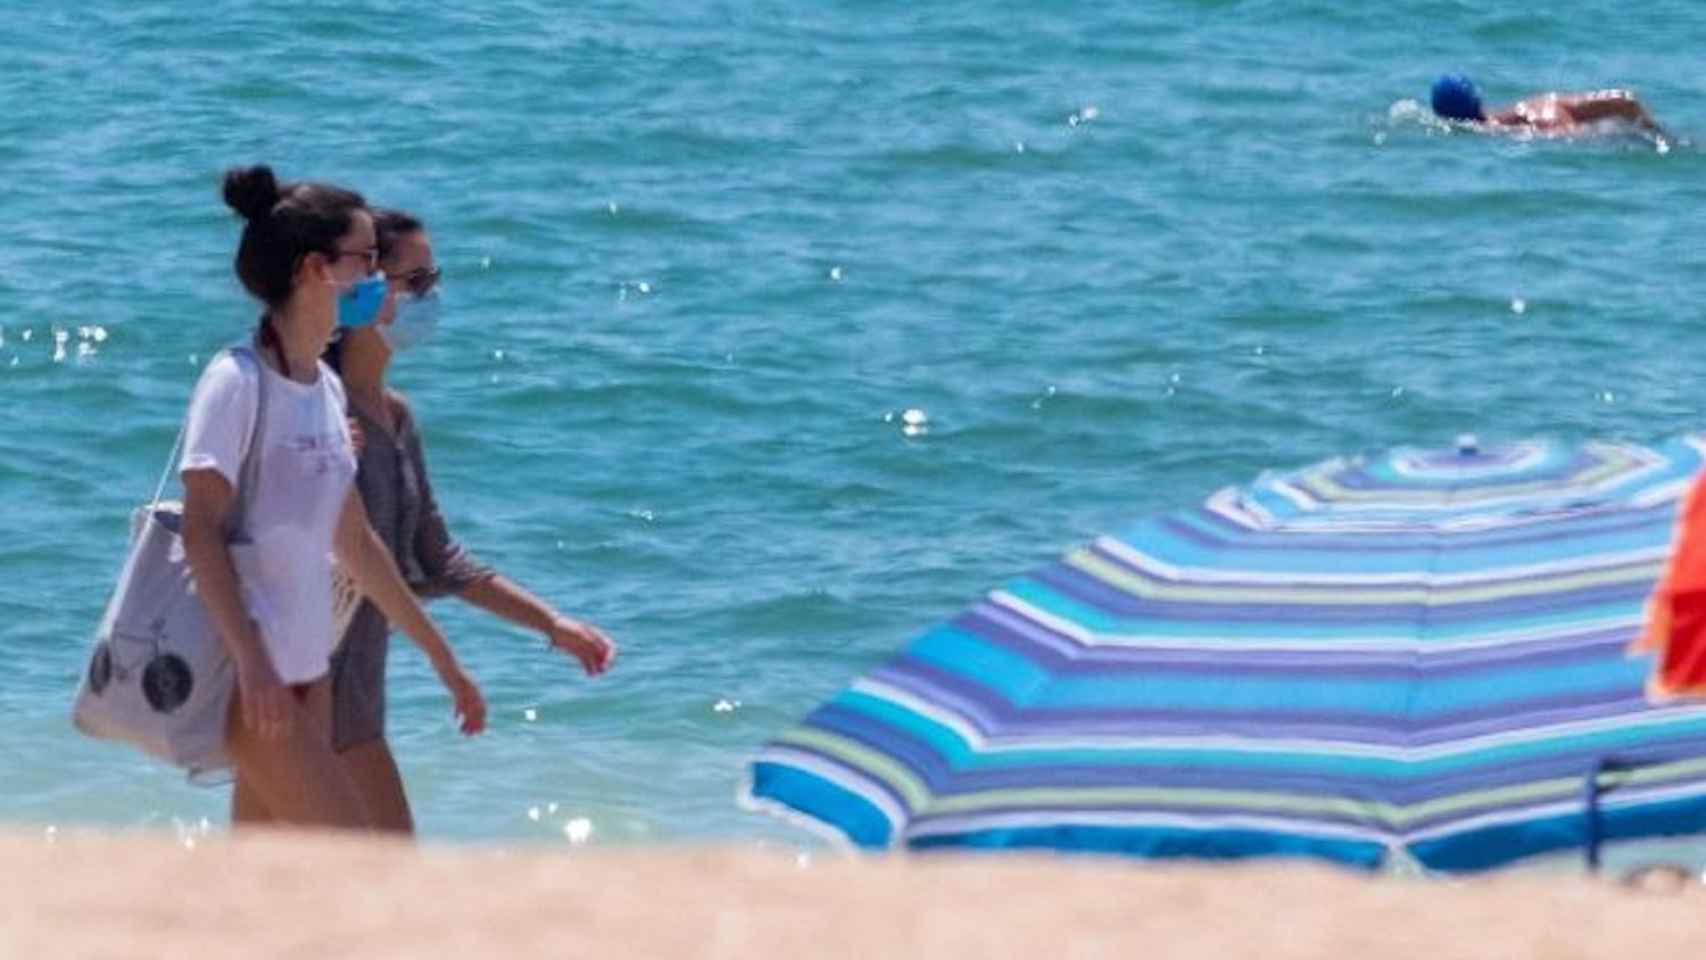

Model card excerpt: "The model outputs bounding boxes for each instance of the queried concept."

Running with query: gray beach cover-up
[329,392,492,751]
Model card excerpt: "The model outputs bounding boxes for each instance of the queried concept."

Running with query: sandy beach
[4,828,1703,959]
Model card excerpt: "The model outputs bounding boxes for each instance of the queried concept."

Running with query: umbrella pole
[1582,758,1637,874]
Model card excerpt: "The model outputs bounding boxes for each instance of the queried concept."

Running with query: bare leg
[231,774,272,825]
[337,737,415,835]
[225,676,372,830]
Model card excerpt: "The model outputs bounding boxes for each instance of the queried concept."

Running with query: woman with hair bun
[177,165,485,829]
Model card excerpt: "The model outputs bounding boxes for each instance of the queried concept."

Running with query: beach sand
[3,828,1702,958]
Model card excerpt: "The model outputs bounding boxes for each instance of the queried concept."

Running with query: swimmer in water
[1430,74,1671,144]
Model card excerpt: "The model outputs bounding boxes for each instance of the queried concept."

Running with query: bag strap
[147,344,271,540]
[147,424,187,509]
[224,345,270,540]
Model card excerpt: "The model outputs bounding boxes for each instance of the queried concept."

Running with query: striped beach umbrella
[744,436,1706,873]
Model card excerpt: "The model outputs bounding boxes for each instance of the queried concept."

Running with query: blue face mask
[337,273,388,328]
[380,289,441,353]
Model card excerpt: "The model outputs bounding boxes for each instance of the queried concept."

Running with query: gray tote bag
[71,346,269,776]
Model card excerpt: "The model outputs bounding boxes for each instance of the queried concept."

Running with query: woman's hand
[547,616,617,677]
[434,658,487,735]
[236,655,293,741]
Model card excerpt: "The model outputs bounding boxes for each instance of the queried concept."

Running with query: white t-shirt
[179,345,357,684]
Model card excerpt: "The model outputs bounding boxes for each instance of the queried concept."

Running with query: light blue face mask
[337,273,388,328]
[380,289,441,352]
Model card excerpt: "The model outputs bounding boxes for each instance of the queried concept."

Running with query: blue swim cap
[1431,74,1485,121]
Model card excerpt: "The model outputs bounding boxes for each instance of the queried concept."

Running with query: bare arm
[397,401,614,676]
[459,575,616,676]
[334,489,486,734]
[1565,90,1663,132]
[181,468,290,739]
[460,575,553,632]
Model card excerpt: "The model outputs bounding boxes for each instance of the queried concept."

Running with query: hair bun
[222,165,282,221]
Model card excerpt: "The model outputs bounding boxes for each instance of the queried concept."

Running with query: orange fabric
[1635,472,1706,698]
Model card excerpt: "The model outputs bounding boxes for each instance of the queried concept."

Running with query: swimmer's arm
[1566,90,1663,131]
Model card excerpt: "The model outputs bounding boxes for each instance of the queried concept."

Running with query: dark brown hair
[223,164,368,310]
[223,165,367,377]
[374,207,425,262]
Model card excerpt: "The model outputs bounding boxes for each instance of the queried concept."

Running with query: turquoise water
[4,3,1705,849]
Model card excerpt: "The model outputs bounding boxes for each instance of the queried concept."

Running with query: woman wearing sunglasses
[184,168,486,830]
[323,208,618,833]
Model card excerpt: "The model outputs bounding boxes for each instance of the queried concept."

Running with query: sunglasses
[389,266,441,297]
[326,247,381,272]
